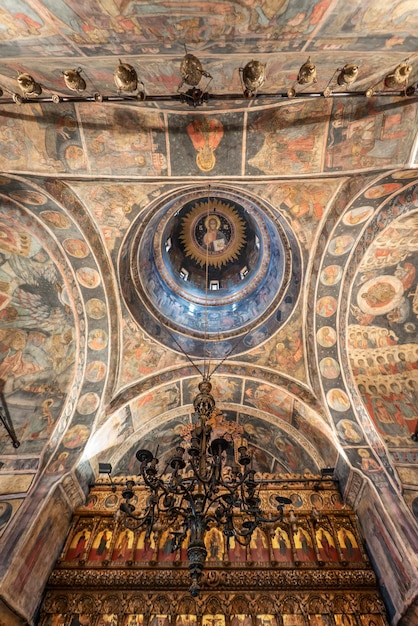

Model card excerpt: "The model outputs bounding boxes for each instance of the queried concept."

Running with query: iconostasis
[38,479,388,626]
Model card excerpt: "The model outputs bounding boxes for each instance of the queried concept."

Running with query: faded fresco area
[0,98,415,178]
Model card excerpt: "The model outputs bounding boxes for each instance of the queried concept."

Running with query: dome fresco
[120,186,302,357]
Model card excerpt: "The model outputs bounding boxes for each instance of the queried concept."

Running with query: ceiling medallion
[179,199,246,269]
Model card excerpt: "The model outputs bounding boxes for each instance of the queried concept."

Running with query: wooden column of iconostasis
[38,481,389,626]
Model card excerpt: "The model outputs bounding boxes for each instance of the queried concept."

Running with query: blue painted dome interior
[120,187,301,357]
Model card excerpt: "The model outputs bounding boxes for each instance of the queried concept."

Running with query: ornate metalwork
[117,379,292,596]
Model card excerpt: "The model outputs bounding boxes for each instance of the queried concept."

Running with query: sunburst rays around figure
[180,199,246,269]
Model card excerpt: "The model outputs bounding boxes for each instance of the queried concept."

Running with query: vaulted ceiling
[0,2,418,624]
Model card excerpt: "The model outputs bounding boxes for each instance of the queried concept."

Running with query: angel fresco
[112,529,134,561]
[186,116,224,173]
[159,528,177,562]
[135,528,156,562]
[227,534,247,563]
[337,527,362,562]
[205,526,224,561]
[315,527,338,562]
[149,616,170,626]
[249,527,270,562]
[202,616,225,626]
[124,617,143,626]
[256,616,278,626]
[231,616,252,626]
[281,616,306,626]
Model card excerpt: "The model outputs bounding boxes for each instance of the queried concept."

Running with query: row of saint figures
[63,516,366,567]
[40,610,388,626]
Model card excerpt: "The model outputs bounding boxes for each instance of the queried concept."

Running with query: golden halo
[357,448,370,458]
[204,214,221,230]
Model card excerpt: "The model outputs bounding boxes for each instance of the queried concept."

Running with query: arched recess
[0,176,116,623]
[85,372,338,481]
[314,171,418,624]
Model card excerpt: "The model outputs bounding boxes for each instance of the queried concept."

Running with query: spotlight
[240,60,266,97]
[114,60,138,93]
[99,462,115,492]
[287,57,317,98]
[99,462,112,474]
[337,64,359,86]
[297,57,317,86]
[320,467,335,477]
[385,61,412,88]
[63,68,86,92]
[179,52,212,89]
[17,73,42,96]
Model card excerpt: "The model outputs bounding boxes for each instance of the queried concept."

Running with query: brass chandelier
[117,377,292,596]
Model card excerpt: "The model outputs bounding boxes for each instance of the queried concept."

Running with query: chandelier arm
[165,478,210,519]
[122,503,157,532]
[206,490,239,513]
[223,514,257,546]
[230,530,254,547]
[223,470,254,492]
[188,456,217,487]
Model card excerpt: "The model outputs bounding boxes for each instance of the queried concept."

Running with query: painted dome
[120,186,301,358]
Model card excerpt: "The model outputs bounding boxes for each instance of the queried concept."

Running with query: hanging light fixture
[0,384,20,448]
[0,57,415,106]
[118,377,292,597]
[384,60,412,88]
[63,68,87,92]
[337,64,359,86]
[116,188,293,596]
[177,49,213,107]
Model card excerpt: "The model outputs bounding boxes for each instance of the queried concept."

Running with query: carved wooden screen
[38,478,388,626]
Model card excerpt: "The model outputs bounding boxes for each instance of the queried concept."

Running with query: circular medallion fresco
[119,186,302,358]
[180,199,246,269]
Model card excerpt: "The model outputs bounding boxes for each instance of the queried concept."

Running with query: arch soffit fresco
[314,171,418,499]
[94,381,335,478]
[0,175,115,502]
